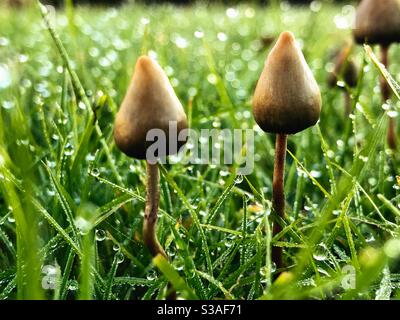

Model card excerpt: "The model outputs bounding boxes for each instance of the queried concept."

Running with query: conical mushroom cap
[252,31,321,134]
[353,0,400,45]
[114,55,188,159]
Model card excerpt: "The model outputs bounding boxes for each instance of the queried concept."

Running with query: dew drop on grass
[91,168,100,177]
[310,170,322,178]
[235,175,243,184]
[64,143,74,156]
[0,64,11,89]
[207,73,218,85]
[95,229,106,241]
[194,30,204,38]
[310,1,322,12]
[68,280,78,291]
[7,216,15,223]
[368,177,377,187]
[113,244,120,252]
[74,217,91,235]
[358,155,368,162]
[146,271,157,281]
[176,264,184,271]
[219,170,229,177]
[78,101,86,110]
[46,188,55,197]
[366,235,375,243]
[387,110,398,118]
[313,244,328,261]
[225,241,233,248]
[140,17,150,25]
[85,153,95,161]
[115,252,125,264]
[0,37,9,46]
[2,100,14,110]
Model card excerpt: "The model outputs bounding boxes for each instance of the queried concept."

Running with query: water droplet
[366,235,375,243]
[219,170,229,177]
[78,101,86,110]
[68,280,78,291]
[387,110,398,118]
[207,73,218,85]
[64,143,74,156]
[0,37,10,46]
[91,168,100,177]
[46,188,56,197]
[194,30,204,39]
[174,36,188,49]
[313,244,328,261]
[95,229,106,241]
[0,64,11,89]
[74,217,91,235]
[2,100,14,110]
[146,271,157,281]
[217,32,227,42]
[310,170,322,178]
[235,175,243,184]
[310,1,322,12]
[113,244,120,252]
[140,17,150,25]
[226,7,239,19]
[7,216,15,223]
[115,252,124,264]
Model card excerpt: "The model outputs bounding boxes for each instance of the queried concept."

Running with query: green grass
[0,0,399,300]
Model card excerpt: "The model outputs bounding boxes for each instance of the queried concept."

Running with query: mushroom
[353,0,400,149]
[327,43,359,115]
[114,55,188,298]
[252,31,322,269]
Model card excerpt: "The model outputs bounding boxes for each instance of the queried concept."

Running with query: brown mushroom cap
[252,31,322,135]
[114,55,188,159]
[353,0,400,45]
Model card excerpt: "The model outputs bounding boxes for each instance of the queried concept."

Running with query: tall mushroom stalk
[353,0,400,150]
[252,31,322,270]
[114,55,188,298]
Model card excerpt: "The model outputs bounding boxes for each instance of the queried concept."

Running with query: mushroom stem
[272,133,287,270]
[143,161,166,258]
[344,91,351,116]
[380,45,396,150]
[143,161,176,300]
